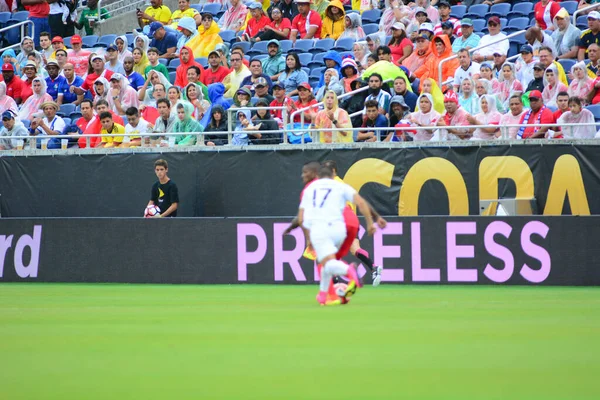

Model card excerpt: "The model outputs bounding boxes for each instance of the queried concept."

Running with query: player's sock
[318,263,338,298]
[354,248,374,271]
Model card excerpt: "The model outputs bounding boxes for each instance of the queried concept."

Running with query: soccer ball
[334,282,350,303]
[144,205,161,218]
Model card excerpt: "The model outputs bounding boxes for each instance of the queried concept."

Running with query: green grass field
[0,284,598,400]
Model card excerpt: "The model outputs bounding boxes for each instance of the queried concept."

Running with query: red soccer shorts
[336,206,359,260]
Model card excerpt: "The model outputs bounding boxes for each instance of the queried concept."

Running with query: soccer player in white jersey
[297,165,377,305]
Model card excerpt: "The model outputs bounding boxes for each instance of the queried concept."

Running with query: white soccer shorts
[308,221,347,263]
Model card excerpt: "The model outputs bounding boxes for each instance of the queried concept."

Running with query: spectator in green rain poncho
[173,101,203,146]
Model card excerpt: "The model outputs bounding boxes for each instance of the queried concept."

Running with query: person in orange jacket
[420,34,459,88]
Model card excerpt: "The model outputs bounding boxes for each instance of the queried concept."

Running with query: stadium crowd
[1,0,600,149]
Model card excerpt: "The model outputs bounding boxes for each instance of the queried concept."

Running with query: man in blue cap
[0,111,28,150]
[148,22,178,60]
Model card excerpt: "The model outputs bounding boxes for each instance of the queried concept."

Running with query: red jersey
[81,69,114,95]
[21,78,33,102]
[519,107,556,139]
[534,1,561,31]
[25,2,49,18]
[270,96,295,121]
[269,18,292,39]
[291,10,322,39]
[4,75,24,100]
[200,66,230,86]
[68,50,91,78]
[79,112,124,148]
[245,15,272,38]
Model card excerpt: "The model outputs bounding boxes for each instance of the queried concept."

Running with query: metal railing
[0,20,34,53]
[289,78,394,129]
[226,105,288,144]
[5,122,598,153]
[573,3,600,25]
[438,30,526,86]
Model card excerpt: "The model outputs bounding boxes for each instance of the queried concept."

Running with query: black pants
[49,14,75,38]
[256,30,287,42]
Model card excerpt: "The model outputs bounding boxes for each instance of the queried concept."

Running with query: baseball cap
[2,110,14,120]
[51,36,63,44]
[208,50,220,58]
[461,18,473,27]
[297,82,311,91]
[444,90,459,104]
[533,62,545,70]
[296,0,311,3]
[415,33,430,41]
[71,35,82,44]
[46,60,59,67]
[247,1,262,9]
[493,52,504,57]
[488,16,501,25]
[148,21,163,37]
[106,44,118,52]
[528,90,542,99]
[441,21,454,30]
[419,22,434,33]
[520,44,533,54]
[91,54,104,62]
[110,73,124,81]
[272,81,284,89]
[391,22,406,31]
[1,63,14,71]
[438,0,451,8]
[255,77,268,87]
[23,60,37,70]
[588,11,600,20]
[414,6,427,15]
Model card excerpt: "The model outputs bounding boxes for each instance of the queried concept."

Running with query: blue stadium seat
[96,34,117,48]
[81,35,98,48]
[506,17,529,33]
[3,20,21,44]
[195,57,208,67]
[69,112,82,120]
[254,54,268,61]
[279,40,293,53]
[219,30,236,43]
[464,4,489,19]
[301,67,310,76]
[231,41,251,54]
[559,59,576,74]
[309,76,320,87]
[307,52,326,69]
[125,33,134,46]
[202,3,221,15]
[561,1,578,15]
[586,104,600,122]
[309,67,325,79]
[158,58,168,65]
[339,51,353,59]
[298,52,312,66]
[363,23,378,36]
[292,39,314,52]
[21,119,30,129]
[361,9,381,24]
[309,38,334,54]
[507,3,534,19]
[472,19,486,32]
[577,15,589,30]
[450,5,467,19]
[59,104,76,117]
[169,58,181,69]
[247,40,268,56]
[190,4,202,13]
[11,11,29,22]
[489,3,511,17]
[62,118,71,127]
[332,37,354,51]
[0,12,11,27]
[169,71,176,85]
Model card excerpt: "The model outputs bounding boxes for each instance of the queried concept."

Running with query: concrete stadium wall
[0,216,598,285]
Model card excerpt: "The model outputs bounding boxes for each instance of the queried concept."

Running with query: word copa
[0,225,42,279]
[237,220,550,284]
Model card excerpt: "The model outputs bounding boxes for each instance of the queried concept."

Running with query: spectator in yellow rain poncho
[186,12,224,58]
